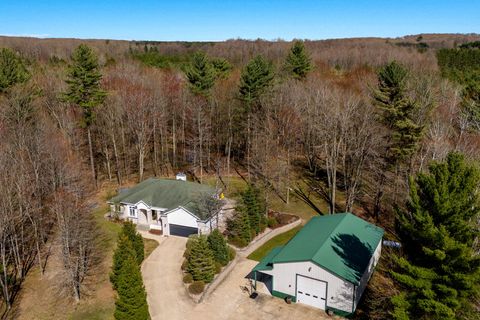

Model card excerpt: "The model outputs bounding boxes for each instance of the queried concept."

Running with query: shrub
[121,221,144,264]
[187,235,215,282]
[214,262,223,274]
[228,247,236,261]
[189,281,205,295]
[228,236,247,248]
[207,229,229,265]
[183,273,193,284]
[181,259,188,271]
[267,217,278,228]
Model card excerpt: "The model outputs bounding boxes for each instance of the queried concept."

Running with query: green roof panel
[253,246,284,272]
[109,178,216,219]
[271,213,384,284]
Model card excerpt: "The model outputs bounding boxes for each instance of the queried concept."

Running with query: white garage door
[296,275,327,310]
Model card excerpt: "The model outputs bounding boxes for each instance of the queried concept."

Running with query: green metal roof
[260,213,384,285]
[252,246,284,272]
[108,178,216,220]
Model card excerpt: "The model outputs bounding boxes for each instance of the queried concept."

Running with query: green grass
[144,238,159,259]
[267,191,327,222]
[247,226,302,261]
[203,175,247,199]
[70,304,114,320]
[94,205,122,247]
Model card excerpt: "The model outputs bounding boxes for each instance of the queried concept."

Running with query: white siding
[198,218,218,235]
[268,261,354,313]
[354,241,382,309]
[167,208,198,229]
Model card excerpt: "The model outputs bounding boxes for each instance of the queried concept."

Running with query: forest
[0,33,479,319]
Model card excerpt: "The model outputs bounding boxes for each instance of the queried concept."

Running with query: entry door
[296,275,327,310]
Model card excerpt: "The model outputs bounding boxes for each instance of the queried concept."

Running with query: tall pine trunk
[87,127,97,188]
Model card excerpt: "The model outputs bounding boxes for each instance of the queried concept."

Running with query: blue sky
[0,1,478,41]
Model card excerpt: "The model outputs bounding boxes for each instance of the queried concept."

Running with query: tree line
[0,36,479,319]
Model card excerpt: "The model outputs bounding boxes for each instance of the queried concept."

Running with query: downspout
[352,284,356,314]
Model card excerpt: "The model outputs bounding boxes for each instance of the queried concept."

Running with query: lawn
[247,226,302,261]
[144,238,159,259]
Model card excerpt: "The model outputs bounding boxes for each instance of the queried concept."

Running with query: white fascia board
[151,206,168,211]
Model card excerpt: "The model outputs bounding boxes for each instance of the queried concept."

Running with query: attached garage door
[169,224,198,237]
[296,275,327,310]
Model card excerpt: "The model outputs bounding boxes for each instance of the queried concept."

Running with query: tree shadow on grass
[331,233,373,283]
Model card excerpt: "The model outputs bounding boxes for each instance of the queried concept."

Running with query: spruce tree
[187,236,216,282]
[241,185,261,234]
[373,61,423,164]
[207,229,229,265]
[184,51,216,97]
[114,254,149,320]
[391,152,480,320]
[234,210,252,245]
[63,44,106,186]
[110,235,137,290]
[211,57,232,79]
[238,55,275,108]
[284,40,313,80]
[122,222,144,264]
[0,48,30,92]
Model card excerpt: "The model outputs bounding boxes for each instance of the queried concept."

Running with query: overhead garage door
[169,224,198,237]
[296,275,327,310]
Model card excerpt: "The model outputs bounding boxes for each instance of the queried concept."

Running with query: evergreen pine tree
[235,210,252,245]
[373,61,423,164]
[284,40,313,80]
[207,229,229,265]
[187,236,216,282]
[238,55,275,108]
[63,44,106,186]
[110,235,138,290]
[122,222,144,264]
[64,44,106,128]
[184,51,216,97]
[391,152,480,320]
[241,185,261,234]
[114,253,149,320]
[211,57,232,79]
[0,48,30,92]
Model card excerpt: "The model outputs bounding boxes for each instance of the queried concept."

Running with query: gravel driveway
[141,235,193,320]
[141,234,331,320]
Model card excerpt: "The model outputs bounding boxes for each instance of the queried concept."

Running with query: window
[129,207,136,218]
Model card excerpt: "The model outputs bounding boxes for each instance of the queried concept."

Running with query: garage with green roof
[252,213,384,316]
[108,176,224,237]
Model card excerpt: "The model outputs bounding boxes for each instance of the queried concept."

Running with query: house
[108,175,224,237]
[252,213,384,317]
